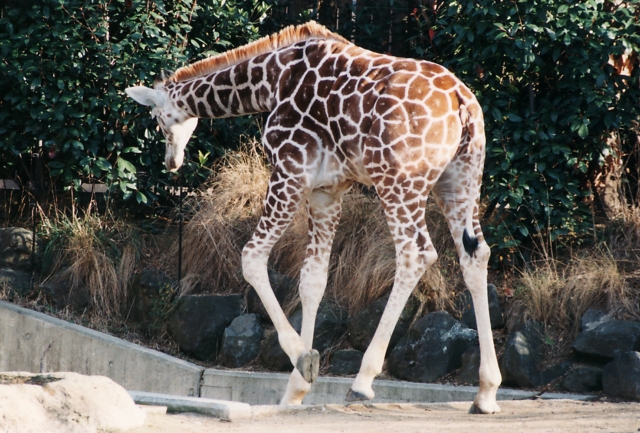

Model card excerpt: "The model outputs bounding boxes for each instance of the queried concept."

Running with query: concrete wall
[0,301,203,396]
[1,301,588,405]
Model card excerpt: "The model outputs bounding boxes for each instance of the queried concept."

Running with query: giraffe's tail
[455,90,487,258]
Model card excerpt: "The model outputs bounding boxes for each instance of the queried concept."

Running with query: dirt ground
[130,400,640,433]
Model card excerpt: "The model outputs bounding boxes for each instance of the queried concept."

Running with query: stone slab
[130,391,253,420]
[0,300,203,396]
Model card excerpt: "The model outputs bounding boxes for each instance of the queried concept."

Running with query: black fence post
[177,174,183,289]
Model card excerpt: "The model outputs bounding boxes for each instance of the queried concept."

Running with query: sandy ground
[130,400,640,433]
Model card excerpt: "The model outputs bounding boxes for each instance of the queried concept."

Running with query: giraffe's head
[125,82,198,172]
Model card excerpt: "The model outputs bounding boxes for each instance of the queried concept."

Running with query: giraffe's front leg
[281,189,345,405]
[242,171,314,385]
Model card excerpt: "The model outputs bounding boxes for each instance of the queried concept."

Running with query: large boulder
[0,227,38,297]
[580,308,613,331]
[459,284,505,330]
[0,227,35,271]
[573,320,640,359]
[500,320,544,388]
[540,361,572,386]
[129,268,173,330]
[0,268,32,297]
[563,365,603,393]
[219,314,264,368]
[39,269,90,311]
[458,345,480,385]
[388,311,478,383]
[168,294,244,361]
[328,349,363,375]
[261,302,348,371]
[347,294,419,353]
[602,351,640,401]
[246,269,297,322]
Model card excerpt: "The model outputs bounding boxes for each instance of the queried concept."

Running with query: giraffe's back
[265,39,483,191]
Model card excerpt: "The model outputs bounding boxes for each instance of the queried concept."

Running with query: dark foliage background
[1,0,639,256]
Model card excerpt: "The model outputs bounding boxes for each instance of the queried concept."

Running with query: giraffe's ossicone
[126,21,502,414]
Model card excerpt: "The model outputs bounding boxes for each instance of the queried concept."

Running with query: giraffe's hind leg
[242,170,313,385]
[432,158,502,415]
[281,189,346,405]
[348,180,437,401]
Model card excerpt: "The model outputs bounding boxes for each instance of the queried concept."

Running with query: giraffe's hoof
[468,402,501,415]
[345,389,370,402]
[295,350,320,384]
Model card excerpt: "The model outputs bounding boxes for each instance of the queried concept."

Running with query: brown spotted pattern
[135,22,502,413]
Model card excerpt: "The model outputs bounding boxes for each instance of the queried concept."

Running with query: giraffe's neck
[164,44,311,119]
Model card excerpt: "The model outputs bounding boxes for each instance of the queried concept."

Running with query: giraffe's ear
[125,86,159,107]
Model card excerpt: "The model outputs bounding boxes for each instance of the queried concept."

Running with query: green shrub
[417,0,640,252]
[0,0,268,204]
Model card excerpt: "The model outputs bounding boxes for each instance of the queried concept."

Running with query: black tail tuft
[462,228,479,257]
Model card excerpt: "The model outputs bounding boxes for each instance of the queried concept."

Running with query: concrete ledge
[0,300,203,396]
[201,368,594,405]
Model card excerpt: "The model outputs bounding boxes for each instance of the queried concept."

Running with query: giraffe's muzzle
[165,154,181,172]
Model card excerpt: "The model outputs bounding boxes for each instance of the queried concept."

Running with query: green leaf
[47,161,65,169]
[136,191,148,204]
[117,157,137,173]
[577,124,589,138]
[94,158,112,171]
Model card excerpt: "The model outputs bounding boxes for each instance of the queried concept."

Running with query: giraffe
[126,21,502,414]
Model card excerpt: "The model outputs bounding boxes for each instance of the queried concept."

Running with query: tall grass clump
[40,210,140,317]
[508,248,639,337]
[175,140,271,295]
[175,140,463,316]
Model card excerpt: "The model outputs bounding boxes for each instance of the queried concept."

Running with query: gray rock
[168,294,244,361]
[347,294,419,353]
[247,269,297,322]
[541,361,572,385]
[458,345,480,385]
[0,268,32,297]
[328,349,363,375]
[500,320,544,388]
[220,314,263,368]
[602,351,640,401]
[580,309,613,332]
[261,302,348,372]
[0,227,35,271]
[573,320,640,359]
[388,311,478,383]
[260,328,296,371]
[129,268,172,329]
[40,269,90,311]
[459,284,505,330]
[563,365,603,392]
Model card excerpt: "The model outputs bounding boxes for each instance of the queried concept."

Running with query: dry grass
[173,140,463,316]
[507,247,640,337]
[174,141,270,296]
[40,211,140,318]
